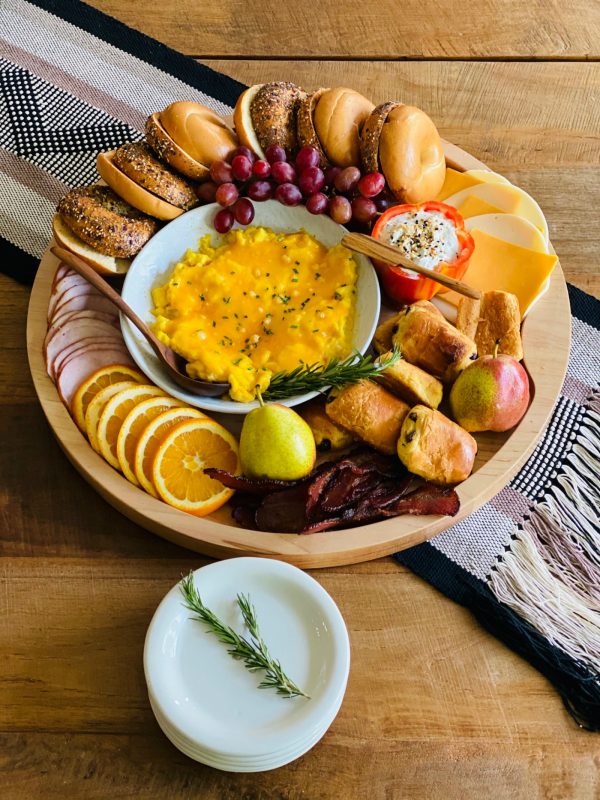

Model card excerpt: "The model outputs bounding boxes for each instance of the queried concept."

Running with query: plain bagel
[159,101,238,166]
[57,186,159,259]
[311,87,374,168]
[146,111,212,181]
[361,102,446,203]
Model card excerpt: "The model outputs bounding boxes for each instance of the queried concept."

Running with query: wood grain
[0,559,598,799]
[88,0,600,60]
[4,5,600,798]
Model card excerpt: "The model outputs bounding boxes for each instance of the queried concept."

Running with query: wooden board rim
[26,143,571,568]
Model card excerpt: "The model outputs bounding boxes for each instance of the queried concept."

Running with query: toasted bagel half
[52,214,131,276]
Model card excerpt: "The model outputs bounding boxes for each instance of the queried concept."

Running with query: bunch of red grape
[196,145,393,234]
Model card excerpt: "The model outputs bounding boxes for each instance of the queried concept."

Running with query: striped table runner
[2,0,599,731]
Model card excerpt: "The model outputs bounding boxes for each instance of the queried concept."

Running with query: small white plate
[144,558,350,761]
[121,201,380,414]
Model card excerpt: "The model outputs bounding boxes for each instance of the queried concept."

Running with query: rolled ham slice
[57,348,136,407]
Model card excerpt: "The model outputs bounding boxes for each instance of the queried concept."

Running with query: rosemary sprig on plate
[263,347,402,401]
[180,573,310,699]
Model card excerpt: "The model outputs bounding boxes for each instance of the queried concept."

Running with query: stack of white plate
[144,557,350,772]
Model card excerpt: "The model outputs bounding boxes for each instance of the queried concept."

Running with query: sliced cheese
[465,213,549,253]
[465,169,511,185]
[457,195,505,219]
[462,229,557,317]
[445,183,549,244]
[436,167,485,201]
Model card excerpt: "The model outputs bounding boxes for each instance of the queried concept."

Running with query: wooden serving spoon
[341,232,481,300]
[51,246,230,397]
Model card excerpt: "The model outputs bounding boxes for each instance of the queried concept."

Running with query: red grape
[295,146,320,171]
[215,182,239,207]
[274,182,303,206]
[195,181,218,204]
[214,208,234,233]
[265,144,287,164]
[329,195,352,224]
[357,172,385,198]
[334,166,361,194]
[298,166,325,195]
[233,197,255,225]
[374,194,394,213]
[246,180,273,201]
[231,155,252,181]
[232,145,256,163]
[271,161,296,184]
[324,166,342,189]
[351,196,377,224]
[306,192,329,215]
[210,159,233,184]
[252,159,271,178]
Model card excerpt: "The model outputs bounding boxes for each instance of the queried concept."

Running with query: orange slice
[96,384,166,469]
[134,407,207,497]
[116,396,188,485]
[72,364,146,432]
[85,380,139,452]
[152,418,240,515]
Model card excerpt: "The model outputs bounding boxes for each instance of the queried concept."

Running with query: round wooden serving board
[27,144,571,568]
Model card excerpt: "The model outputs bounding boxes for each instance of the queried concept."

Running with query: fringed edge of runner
[487,392,600,730]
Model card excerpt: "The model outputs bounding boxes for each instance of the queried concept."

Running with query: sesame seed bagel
[111,142,198,210]
[360,101,399,174]
[248,81,306,154]
[296,88,330,167]
[57,186,159,258]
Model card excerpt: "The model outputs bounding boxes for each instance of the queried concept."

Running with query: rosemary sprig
[180,573,310,699]
[263,347,402,401]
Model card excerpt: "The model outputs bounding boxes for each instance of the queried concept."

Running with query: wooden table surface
[2,2,600,798]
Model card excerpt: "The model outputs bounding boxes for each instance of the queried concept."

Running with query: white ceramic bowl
[121,200,380,414]
[144,558,350,766]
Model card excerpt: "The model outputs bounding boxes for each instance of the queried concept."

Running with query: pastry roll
[475,290,523,361]
[373,301,443,355]
[300,399,355,452]
[376,352,443,409]
[455,296,480,341]
[325,379,410,455]
[397,405,477,485]
[392,304,477,382]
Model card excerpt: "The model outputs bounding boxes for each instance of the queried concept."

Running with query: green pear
[240,401,316,480]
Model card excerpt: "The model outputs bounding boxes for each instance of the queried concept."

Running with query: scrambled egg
[151,227,358,402]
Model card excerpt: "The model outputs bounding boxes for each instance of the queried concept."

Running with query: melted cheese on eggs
[151,227,358,402]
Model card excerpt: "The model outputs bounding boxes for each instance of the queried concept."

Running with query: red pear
[449,354,530,432]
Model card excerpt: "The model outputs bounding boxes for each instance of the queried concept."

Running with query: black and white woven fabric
[1,0,599,730]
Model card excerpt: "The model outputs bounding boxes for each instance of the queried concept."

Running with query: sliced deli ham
[44,318,124,375]
[57,348,136,407]
[47,283,100,321]
[51,294,119,319]
[46,309,119,339]
[51,336,127,380]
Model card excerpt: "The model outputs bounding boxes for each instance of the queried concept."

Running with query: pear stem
[256,391,265,407]
[493,339,501,359]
